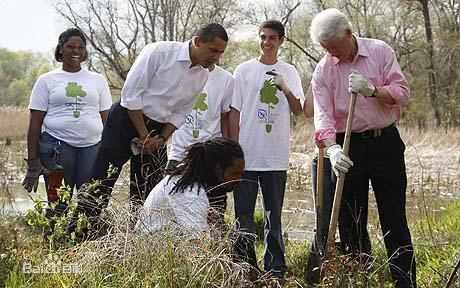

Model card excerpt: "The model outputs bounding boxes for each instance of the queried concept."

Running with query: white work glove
[327,144,354,176]
[349,69,376,97]
[269,71,291,95]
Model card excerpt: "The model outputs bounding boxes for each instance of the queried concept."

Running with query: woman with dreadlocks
[135,137,244,235]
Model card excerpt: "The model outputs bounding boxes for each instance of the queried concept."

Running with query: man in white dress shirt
[79,23,229,220]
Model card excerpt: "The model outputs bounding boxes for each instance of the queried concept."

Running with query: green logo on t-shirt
[65,82,87,118]
[192,92,208,138]
[259,80,279,133]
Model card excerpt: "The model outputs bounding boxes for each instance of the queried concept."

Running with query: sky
[0,0,59,54]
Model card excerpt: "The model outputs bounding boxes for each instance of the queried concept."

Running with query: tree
[418,0,440,127]
[192,92,208,138]
[259,80,279,133]
[65,82,87,118]
[52,0,242,90]
[0,48,51,107]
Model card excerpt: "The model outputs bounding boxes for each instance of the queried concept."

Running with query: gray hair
[310,8,352,45]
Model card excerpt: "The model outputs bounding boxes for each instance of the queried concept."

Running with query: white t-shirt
[136,175,210,237]
[169,65,233,161]
[120,41,209,129]
[231,59,304,171]
[29,68,112,147]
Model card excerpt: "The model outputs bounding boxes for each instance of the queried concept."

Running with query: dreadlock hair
[54,28,88,62]
[169,137,244,195]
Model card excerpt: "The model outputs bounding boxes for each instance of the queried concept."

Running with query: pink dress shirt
[312,36,410,141]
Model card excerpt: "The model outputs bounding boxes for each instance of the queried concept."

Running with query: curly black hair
[169,137,244,195]
[54,28,88,62]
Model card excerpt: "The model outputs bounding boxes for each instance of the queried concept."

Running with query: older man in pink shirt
[310,9,416,287]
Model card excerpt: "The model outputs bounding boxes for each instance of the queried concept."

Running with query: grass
[0,106,29,140]
[0,198,459,287]
[0,108,459,287]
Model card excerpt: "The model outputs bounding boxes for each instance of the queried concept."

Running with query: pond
[1,139,457,241]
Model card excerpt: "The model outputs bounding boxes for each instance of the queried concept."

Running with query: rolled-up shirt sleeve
[121,43,159,110]
[381,45,410,107]
[312,67,336,141]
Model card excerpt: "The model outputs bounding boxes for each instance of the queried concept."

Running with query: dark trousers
[336,125,416,288]
[78,101,167,217]
[233,171,287,274]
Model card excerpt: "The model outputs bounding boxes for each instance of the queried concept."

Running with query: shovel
[326,92,357,251]
[304,137,326,285]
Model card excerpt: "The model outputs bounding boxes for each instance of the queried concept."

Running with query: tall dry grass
[0,106,29,140]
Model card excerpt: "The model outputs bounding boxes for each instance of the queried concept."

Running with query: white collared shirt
[135,175,210,238]
[120,41,209,128]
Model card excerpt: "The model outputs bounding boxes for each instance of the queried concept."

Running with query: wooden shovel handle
[327,92,357,250]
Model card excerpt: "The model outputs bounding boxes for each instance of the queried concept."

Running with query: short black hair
[169,137,244,195]
[259,20,285,38]
[195,23,228,43]
[54,28,88,62]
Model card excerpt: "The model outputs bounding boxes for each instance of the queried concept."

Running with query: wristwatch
[370,86,378,98]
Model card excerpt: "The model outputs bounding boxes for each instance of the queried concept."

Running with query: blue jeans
[39,132,100,214]
[233,171,287,274]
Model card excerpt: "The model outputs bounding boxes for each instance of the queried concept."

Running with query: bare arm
[284,90,302,116]
[127,109,150,139]
[27,110,46,159]
[303,83,314,118]
[375,88,396,105]
[99,110,109,126]
[228,107,240,142]
[220,112,229,138]
[159,122,177,140]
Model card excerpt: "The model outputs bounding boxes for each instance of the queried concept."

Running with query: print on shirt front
[64,81,87,118]
[185,92,209,138]
[258,79,279,133]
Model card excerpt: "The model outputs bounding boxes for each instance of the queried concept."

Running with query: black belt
[351,123,396,139]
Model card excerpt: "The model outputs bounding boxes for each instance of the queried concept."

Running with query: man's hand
[137,136,165,155]
[349,69,376,97]
[269,71,291,95]
[22,158,51,192]
[327,144,354,176]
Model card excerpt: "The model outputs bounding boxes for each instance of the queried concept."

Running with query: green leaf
[260,80,278,105]
[65,82,87,98]
[193,92,208,111]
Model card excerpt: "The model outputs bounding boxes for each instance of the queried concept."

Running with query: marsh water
[1,140,457,241]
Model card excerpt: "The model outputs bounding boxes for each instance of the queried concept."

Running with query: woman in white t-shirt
[22,28,112,219]
[136,137,245,237]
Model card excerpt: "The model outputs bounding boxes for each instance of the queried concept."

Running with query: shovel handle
[327,92,357,250]
[316,147,325,250]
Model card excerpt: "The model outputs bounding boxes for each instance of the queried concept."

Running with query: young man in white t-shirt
[229,20,304,284]
[165,63,233,230]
